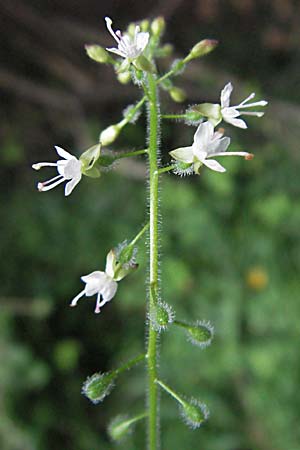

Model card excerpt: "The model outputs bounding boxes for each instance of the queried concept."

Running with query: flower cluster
[170,82,267,174]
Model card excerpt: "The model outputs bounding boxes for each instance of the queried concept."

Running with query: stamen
[240,111,265,117]
[237,100,268,109]
[105,17,120,43]
[244,153,254,160]
[37,175,65,192]
[70,290,85,307]
[32,162,57,170]
[238,92,255,106]
[211,151,251,158]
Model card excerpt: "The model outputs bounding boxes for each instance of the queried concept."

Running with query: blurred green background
[1,0,300,449]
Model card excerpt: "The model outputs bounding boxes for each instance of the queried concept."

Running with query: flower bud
[149,301,175,332]
[180,399,209,429]
[151,17,165,37]
[117,71,131,84]
[140,19,150,32]
[85,45,111,64]
[186,39,218,61]
[169,86,186,103]
[100,124,121,146]
[82,371,115,404]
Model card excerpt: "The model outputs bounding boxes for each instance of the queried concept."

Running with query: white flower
[32,146,82,196]
[70,251,118,314]
[105,17,149,60]
[220,82,268,129]
[169,121,252,173]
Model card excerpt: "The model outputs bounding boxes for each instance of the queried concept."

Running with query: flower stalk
[146,71,160,450]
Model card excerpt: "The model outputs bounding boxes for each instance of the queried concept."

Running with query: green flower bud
[180,399,209,429]
[150,301,175,332]
[186,39,218,61]
[85,45,111,64]
[151,17,166,37]
[169,86,186,103]
[117,71,131,84]
[82,371,115,404]
[108,413,146,442]
[100,124,121,146]
[140,19,150,32]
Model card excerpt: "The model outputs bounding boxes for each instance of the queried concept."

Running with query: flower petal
[65,175,81,196]
[220,82,233,108]
[207,136,231,155]
[169,146,194,163]
[136,32,149,51]
[82,271,106,296]
[193,121,214,148]
[203,158,226,172]
[106,46,127,58]
[55,146,74,160]
[101,279,118,303]
[224,116,248,129]
[105,250,116,278]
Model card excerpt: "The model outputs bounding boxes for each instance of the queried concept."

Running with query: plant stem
[114,353,146,376]
[156,379,185,406]
[129,222,150,247]
[117,148,148,159]
[161,114,186,120]
[146,72,160,450]
[157,164,176,175]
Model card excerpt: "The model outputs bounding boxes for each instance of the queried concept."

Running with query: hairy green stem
[157,164,176,175]
[161,114,187,120]
[156,379,185,406]
[117,148,148,159]
[146,72,160,450]
[114,353,146,376]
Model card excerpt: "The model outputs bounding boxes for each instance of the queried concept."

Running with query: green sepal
[83,166,100,178]
[133,55,155,73]
[108,413,147,442]
[85,45,113,64]
[80,144,101,171]
[192,103,221,125]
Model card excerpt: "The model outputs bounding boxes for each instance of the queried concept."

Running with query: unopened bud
[169,86,186,103]
[187,39,218,61]
[117,71,131,84]
[140,19,150,32]
[151,17,165,37]
[180,399,209,429]
[82,371,115,404]
[85,45,111,64]
[100,124,121,146]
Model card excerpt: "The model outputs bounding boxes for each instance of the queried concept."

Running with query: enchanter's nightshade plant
[32,15,268,450]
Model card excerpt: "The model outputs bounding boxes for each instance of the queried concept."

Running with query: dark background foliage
[1,0,300,449]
